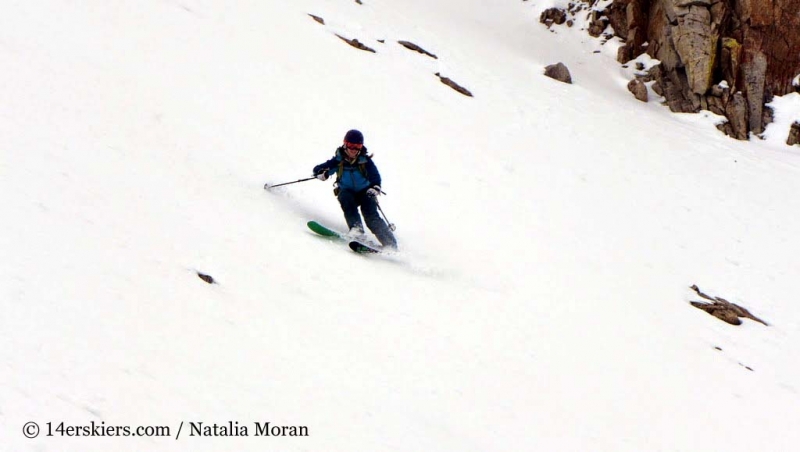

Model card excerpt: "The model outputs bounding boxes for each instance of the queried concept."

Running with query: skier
[313,129,397,249]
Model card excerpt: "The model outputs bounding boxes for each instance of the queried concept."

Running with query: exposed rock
[197,272,216,284]
[789,121,800,146]
[335,35,376,53]
[398,41,438,59]
[648,64,697,112]
[651,80,664,97]
[672,4,718,95]
[742,51,768,134]
[588,11,609,37]
[544,63,572,84]
[308,14,324,25]
[761,104,775,135]
[724,91,749,140]
[435,73,473,97]
[627,78,649,102]
[617,45,632,64]
[720,38,742,91]
[543,0,800,141]
[689,285,768,326]
[540,8,567,27]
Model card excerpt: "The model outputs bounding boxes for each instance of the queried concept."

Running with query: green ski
[307,221,345,240]
[307,221,384,251]
[349,241,382,254]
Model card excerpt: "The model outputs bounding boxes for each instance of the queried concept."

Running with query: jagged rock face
[606,0,800,139]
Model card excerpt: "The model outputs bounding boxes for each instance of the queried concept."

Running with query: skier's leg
[360,195,397,249]
[337,189,364,232]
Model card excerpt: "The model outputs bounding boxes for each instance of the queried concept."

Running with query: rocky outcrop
[548,0,800,141]
[544,63,573,84]
[641,0,797,138]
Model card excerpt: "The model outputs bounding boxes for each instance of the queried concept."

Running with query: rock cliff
[548,0,800,140]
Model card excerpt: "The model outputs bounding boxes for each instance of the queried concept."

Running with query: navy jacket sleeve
[365,159,381,187]
[312,157,339,176]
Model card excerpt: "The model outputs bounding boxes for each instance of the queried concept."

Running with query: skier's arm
[312,157,338,176]
[365,159,382,187]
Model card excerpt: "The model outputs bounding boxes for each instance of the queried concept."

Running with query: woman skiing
[313,129,397,249]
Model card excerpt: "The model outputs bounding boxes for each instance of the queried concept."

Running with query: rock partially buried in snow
[788,121,800,146]
[435,73,473,97]
[627,78,648,102]
[539,7,567,28]
[335,35,376,53]
[198,272,216,284]
[398,41,438,59]
[689,285,768,326]
[544,63,572,84]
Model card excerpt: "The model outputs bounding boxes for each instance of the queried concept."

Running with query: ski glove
[366,185,381,197]
[315,170,329,181]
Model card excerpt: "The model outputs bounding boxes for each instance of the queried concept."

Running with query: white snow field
[2,1,799,451]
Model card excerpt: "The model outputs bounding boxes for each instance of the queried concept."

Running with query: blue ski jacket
[313,146,381,193]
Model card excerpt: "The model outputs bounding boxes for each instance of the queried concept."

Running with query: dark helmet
[343,129,364,145]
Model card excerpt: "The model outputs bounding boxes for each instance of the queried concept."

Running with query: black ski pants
[337,189,397,248]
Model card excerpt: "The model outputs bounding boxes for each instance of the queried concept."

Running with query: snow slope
[2,1,800,451]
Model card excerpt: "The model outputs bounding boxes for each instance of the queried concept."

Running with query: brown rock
[435,73,473,97]
[617,44,633,64]
[308,14,325,25]
[544,63,572,84]
[335,35,376,53]
[742,51,768,134]
[720,38,742,89]
[672,4,718,95]
[788,121,800,146]
[652,80,664,97]
[588,11,609,37]
[689,285,768,326]
[540,8,567,27]
[627,78,649,102]
[724,92,749,140]
[398,41,438,59]
[707,95,726,116]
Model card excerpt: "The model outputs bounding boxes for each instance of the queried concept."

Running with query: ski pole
[264,176,317,190]
[376,201,396,231]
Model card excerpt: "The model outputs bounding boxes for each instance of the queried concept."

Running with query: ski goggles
[344,142,363,150]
